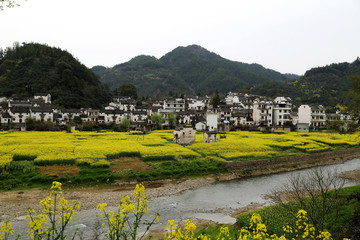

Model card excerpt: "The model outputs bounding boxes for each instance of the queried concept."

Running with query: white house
[273,97,292,126]
[30,107,53,122]
[188,97,208,111]
[206,112,218,131]
[253,100,273,126]
[298,104,326,127]
[101,110,126,124]
[8,107,31,125]
[163,98,186,112]
[195,121,206,130]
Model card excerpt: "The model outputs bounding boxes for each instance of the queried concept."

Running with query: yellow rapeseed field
[0,130,359,168]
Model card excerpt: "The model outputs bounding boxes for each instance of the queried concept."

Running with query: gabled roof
[1,112,11,118]
[10,107,30,114]
[30,107,53,113]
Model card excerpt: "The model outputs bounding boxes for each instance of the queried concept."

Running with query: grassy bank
[236,185,360,240]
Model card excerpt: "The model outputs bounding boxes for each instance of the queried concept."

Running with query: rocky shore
[0,174,237,222]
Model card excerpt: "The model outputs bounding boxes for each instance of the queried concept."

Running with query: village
[0,92,349,135]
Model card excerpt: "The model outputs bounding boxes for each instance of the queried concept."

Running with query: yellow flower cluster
[166,209,336,240]
[0,221,13,240]
[26,181,80,240]
[97,183,159,240]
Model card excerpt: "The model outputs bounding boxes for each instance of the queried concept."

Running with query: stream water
[7,158,360,239]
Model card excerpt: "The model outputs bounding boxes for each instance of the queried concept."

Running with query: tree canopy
[0,42,112,108]
[344,75,360,123]
[117,83,137,99]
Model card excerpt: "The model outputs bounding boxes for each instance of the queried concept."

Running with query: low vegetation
[236,185,360,240]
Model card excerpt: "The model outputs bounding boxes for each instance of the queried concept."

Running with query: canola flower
[0,221,13,240]
[97,183,159,240]
[0,131,359,168]
[26,181,80,240]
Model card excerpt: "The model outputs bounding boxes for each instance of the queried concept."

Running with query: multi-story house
[188,97,209,111]
[272,97,292,126]
[163,98,185,112]
[253,100,273,126]
[298,104,326,127]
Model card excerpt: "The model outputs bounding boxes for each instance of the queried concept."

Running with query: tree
[326,118,359,134]
[151,113,164,130]
[118,83,138,100]
[344,75,360,123]
[270,167,346,235]
[120,118,131,131]
[210,90,220,108]
[166,112,177,129]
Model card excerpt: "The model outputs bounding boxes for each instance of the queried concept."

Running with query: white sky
[1,0,360,75]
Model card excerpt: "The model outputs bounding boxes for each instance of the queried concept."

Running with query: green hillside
[92,45,295,95]
[251,59,360,109]
[0,43,111,108]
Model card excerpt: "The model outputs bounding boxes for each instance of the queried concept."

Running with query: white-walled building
[253,100,273,126]
[298,104,326,127]
[206,112,218,131]
[273,97,292,126]
[163,98,186,112]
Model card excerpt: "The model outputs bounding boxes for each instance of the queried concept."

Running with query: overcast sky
[1,0,359,75]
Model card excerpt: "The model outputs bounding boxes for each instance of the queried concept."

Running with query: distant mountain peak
[93,44,294,96]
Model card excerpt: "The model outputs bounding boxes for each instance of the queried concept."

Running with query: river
[6,158,360,239]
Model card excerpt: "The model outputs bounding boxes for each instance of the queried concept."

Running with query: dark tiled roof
[10,107,30,113]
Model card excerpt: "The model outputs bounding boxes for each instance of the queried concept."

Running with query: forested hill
[0,43,111,108]
[251,58,360,109]
[92,45,297,95]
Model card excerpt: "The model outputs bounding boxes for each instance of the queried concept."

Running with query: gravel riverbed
[0,174,237,222]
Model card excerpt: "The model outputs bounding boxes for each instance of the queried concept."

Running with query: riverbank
[0,174,236,221]
[1,148,360,222]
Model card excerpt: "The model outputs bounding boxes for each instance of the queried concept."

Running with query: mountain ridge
[92,44,298,96]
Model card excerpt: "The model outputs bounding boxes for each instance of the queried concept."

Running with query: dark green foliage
[92,45,294,96]
[116,82,138,99]
[252,59,360,108]
[210,90,221,108]
[26,118,55,131]
[344,75,360,123]
[34,159,76,166]
[0,42,112,108]
[106,152,142,159]
[8,160,37,172]
[81,121,96,131]
[12,154,37,161]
